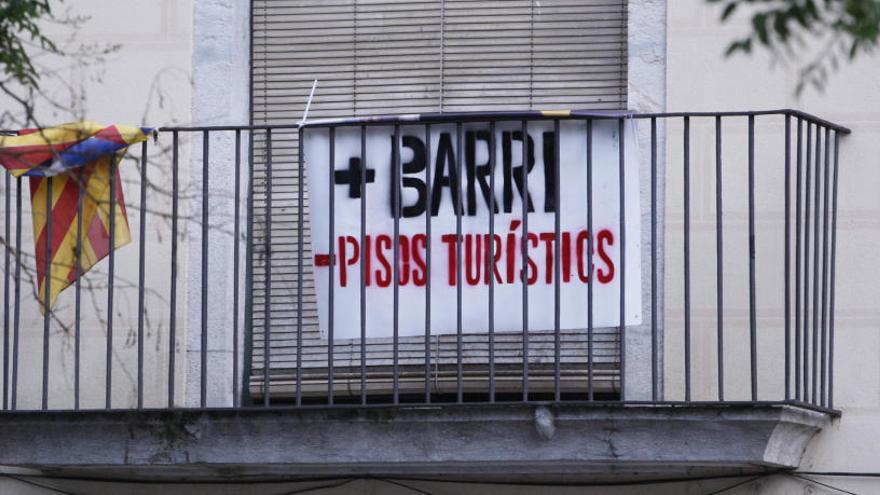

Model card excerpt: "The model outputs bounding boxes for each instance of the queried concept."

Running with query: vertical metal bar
[169,131,179,408]
[424,124,432,403]
[137,140,148,409]
[820,126,831,407]
[296,127,304,407]
[618,118,626,399]
[649,117,657,401]
[2,172,8,410]
[488,121,496,403]
[803,122,813,402]
[784,115,791,401]
[74,167,84,410]
[828,131,840,409]
[553,119,561,402]
[794,119,803,401]
[811,125,822,404]
[265,129,274,407]
[521,120,529,402]
[42,176,52,411]
[359,126,367,405]
[201,131,209,408]
[327,127,335,405]
[392,124,401,404]
[11,179,20,410]
[747,115,757,402]
[242,129,255,408]
[456,122,463,403]
[244,0,255,409]
[588,118,596,401]
[106,157,117,410]
[683,116,691,402]
[715,115,724,401]
[233,130,242,408]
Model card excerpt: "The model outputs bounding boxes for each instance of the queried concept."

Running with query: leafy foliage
[0,0,59,89]
[709,0,880,92]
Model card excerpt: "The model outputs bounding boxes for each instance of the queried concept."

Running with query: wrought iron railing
[0,109,849,413]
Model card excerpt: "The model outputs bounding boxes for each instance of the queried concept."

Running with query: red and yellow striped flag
[0,122,153,311]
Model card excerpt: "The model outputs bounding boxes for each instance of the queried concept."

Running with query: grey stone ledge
[0,403,831,483]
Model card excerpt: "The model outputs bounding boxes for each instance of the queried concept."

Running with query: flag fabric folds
[0,122,153,311]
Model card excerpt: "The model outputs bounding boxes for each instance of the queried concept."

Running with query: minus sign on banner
[314,254,336,267]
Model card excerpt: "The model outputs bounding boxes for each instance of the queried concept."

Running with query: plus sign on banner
[303,119,642,341]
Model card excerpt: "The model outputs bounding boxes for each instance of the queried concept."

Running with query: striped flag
[0,122,153,311]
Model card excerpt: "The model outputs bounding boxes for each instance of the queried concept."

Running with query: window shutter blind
[250,0,627,400]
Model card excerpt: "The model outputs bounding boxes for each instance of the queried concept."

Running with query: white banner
[304,119,642,340]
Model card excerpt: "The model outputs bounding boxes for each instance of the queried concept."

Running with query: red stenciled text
[317,221,616,288]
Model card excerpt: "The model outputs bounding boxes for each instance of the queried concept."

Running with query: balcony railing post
[42,176,52,411]
[424,124,433,403]
[618,117,626,400]
[748,115,757,402]
[811,126,822,405]
[392,124,401,405]
[820,126,831,407]
[74,166,84,410]
[828,130,840,410]
[715,115,724,402]
[795,119,803,401]
[233,129,242,408]
[201,130,210,408]
[3,172,8,410]
[169,131,179,408]
[107,156,117,410]
[11,178,20,411]
[553,119,561,402]
[296,127,303,407]
[137,140,148,409]
[359,126,367,405]
[455,122,463,404]
[588,118,596,401]
[784,115,791,402]
[265,128,274,407]
[327,127,335,406]
[488,120,496,403]
[802,122,812,402]
[520,119,529,402]
[683,116,691,402]
[649,117,657,402]
[242,128,255,408]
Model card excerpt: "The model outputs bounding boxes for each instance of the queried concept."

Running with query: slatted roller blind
[250,0,627,400]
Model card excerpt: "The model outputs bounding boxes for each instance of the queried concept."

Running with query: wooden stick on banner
[299,80,318,128]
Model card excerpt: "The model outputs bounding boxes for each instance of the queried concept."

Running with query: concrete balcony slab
[0,403,831,483]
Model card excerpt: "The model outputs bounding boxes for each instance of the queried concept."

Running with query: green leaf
[774,12,790,40]
[725,38,753,56]
[722,3,738,20]
[0,0,59,90]
[753,13,770,45]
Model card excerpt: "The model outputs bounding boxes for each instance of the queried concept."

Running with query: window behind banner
[250,0,628,401]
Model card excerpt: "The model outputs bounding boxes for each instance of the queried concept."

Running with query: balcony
[0,109,847,483]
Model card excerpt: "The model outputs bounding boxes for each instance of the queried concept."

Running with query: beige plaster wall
[666,1,880,492]
[0,0,193,409]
